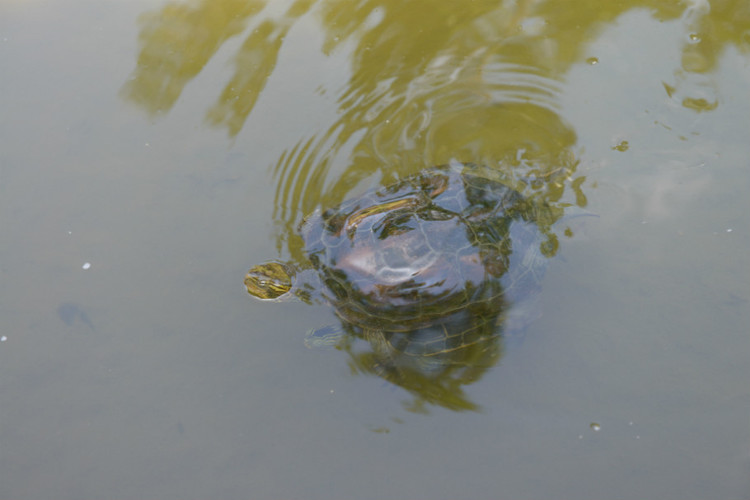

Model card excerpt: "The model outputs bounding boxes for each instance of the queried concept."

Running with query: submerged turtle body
[246,161,556,358]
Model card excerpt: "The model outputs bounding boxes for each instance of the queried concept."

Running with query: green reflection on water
[121,0,748,252]
[120,0,749,411]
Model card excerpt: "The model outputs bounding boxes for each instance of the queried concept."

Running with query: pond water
[1,0,748,498]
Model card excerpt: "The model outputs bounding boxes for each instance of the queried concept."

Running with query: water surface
[1,0,748,498]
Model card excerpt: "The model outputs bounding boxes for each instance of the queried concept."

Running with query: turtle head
[244,261,295,300]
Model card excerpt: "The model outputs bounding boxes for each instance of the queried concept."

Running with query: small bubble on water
[726,228,733,233]
[1,336,7,342]
[586,57,599,65]
[590,422,601,432]
[82,262,92,270]
[688,33,701,43]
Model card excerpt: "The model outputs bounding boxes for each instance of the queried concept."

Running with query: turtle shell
[300,162,551,338]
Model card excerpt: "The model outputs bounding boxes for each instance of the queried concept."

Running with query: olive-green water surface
[1,0,748,498]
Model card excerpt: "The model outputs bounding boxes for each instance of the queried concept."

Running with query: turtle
[246,161,560,370]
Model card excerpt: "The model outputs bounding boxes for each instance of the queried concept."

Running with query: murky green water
[1,0,748,498]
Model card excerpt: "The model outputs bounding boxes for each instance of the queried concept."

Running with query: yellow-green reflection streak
[205,0,315,136]
[121,0,265,114]
[121,0,749,132]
